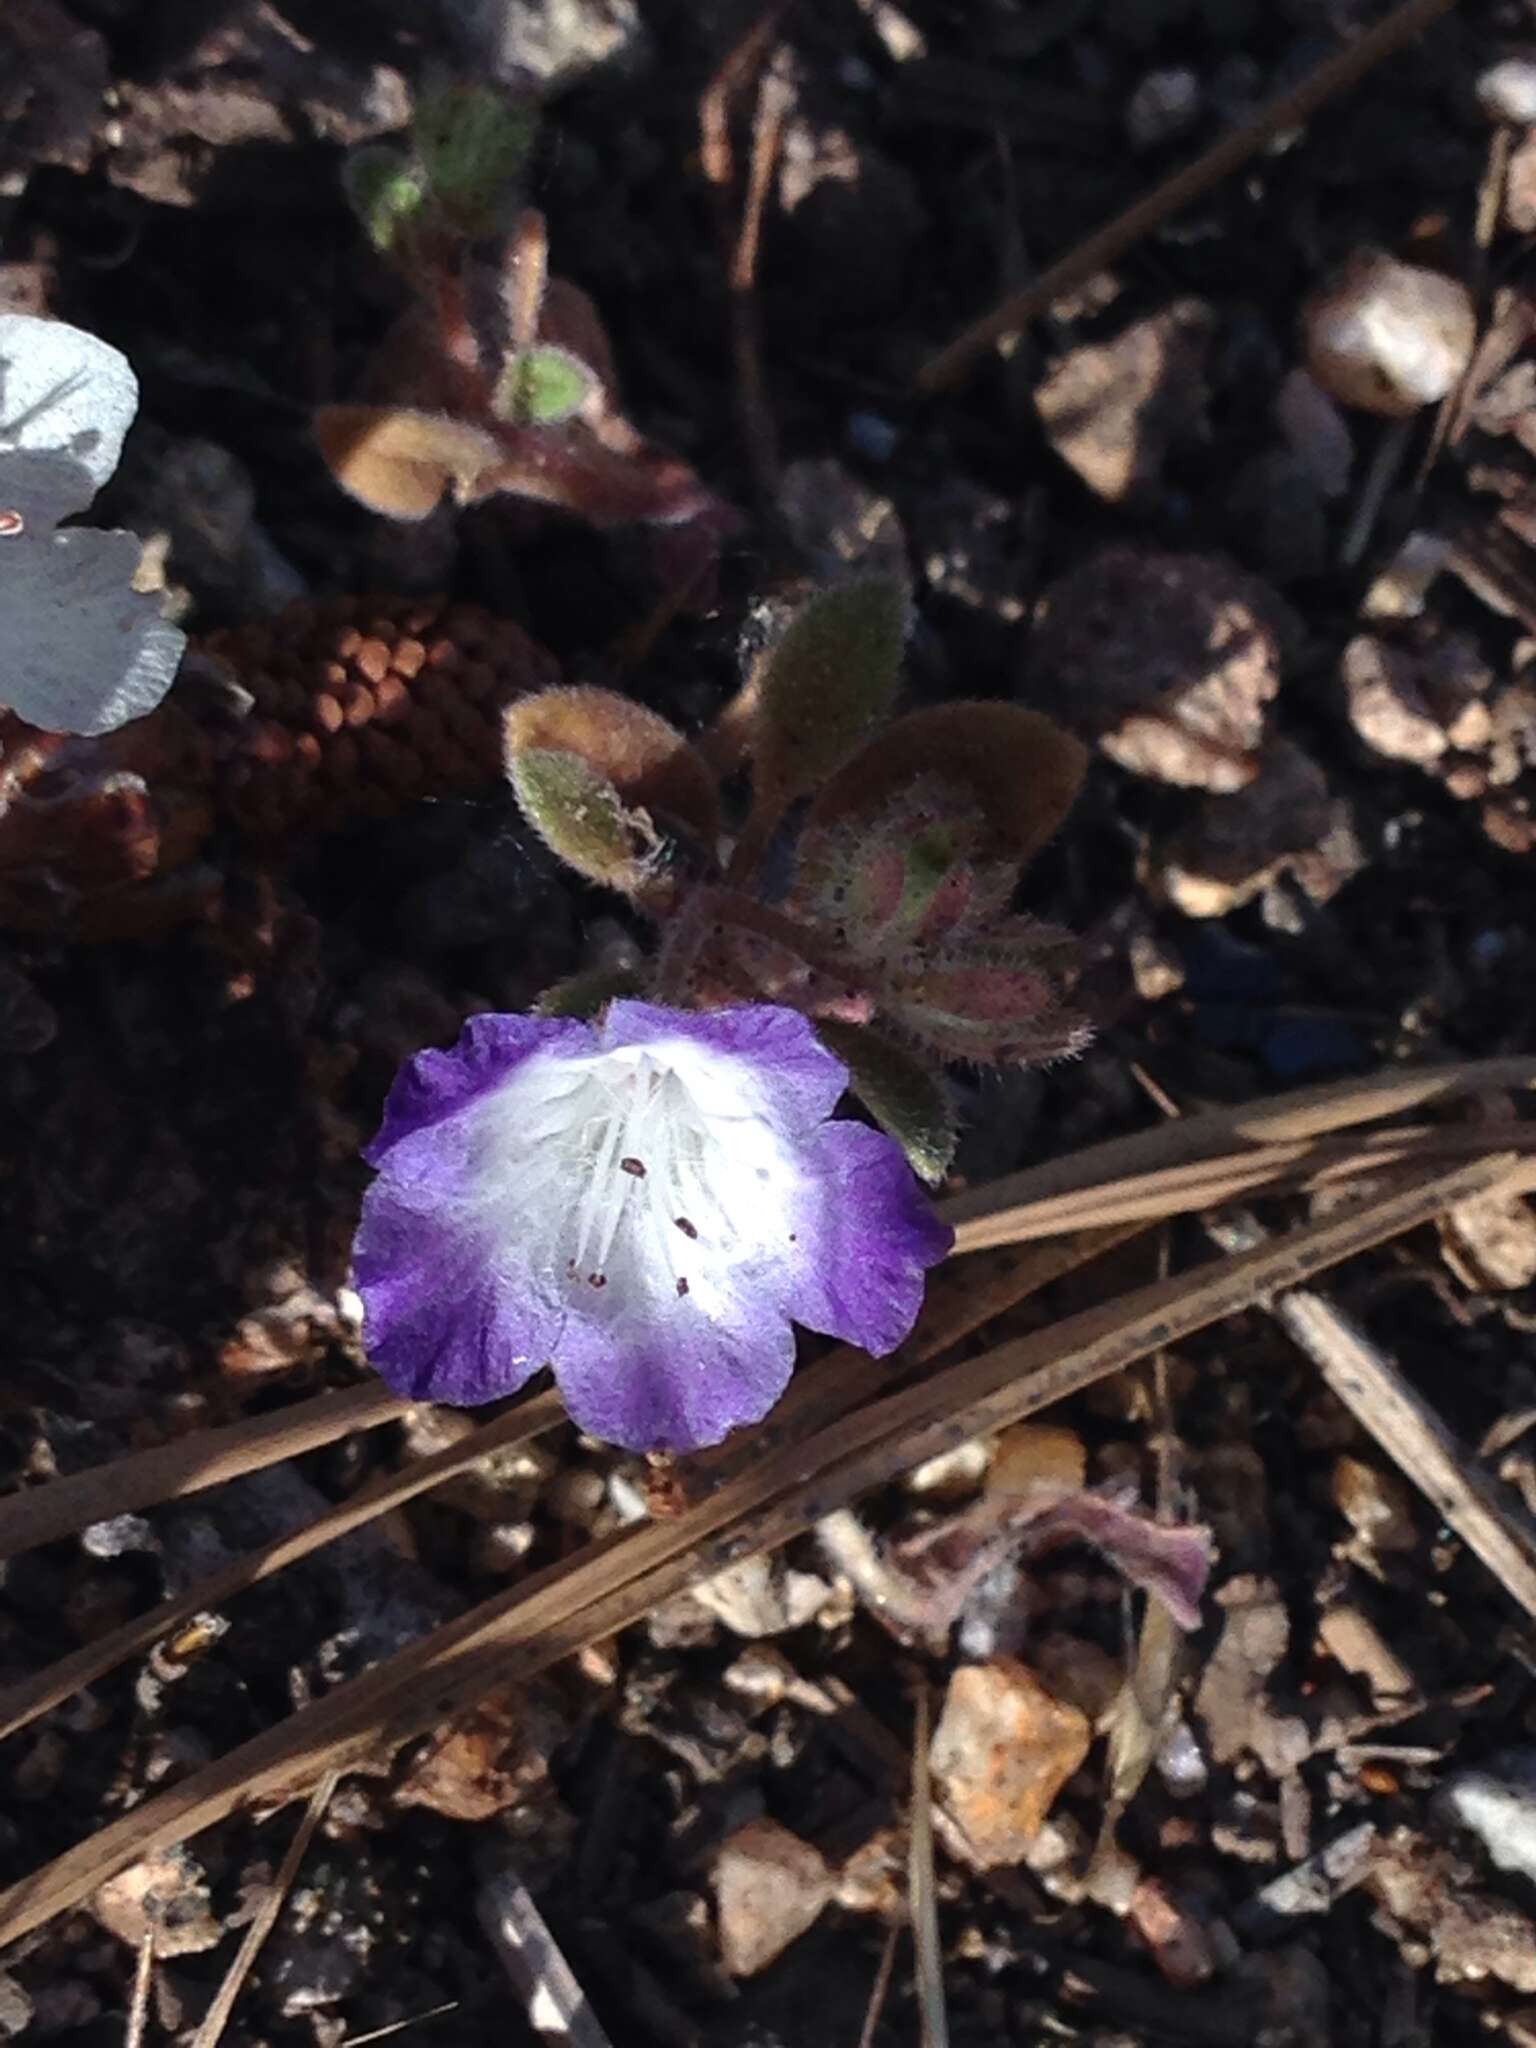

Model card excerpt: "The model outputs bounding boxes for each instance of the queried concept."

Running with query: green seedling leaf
[752,576,910,810]
[880,922,1093,1066]
[817,1020,957,1183]
[533,963,645,1018]
[492,345,598,427]
[343,145,430,256]
[508,748,657,894]
[804,701,1089,878]
[415,82,536,236]
[503,687,720,853]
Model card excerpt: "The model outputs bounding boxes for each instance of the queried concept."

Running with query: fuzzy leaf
[752,576,909,808]
[492,345,598,427]
[503,686,719,852]
[508,748,657,892]
[343,145,430,255]
[796,783,1020,959]
[816,1020,956,1183]
[881,923,1092,1066]
[314,405,503,521]
[533,963,645,1018]
[806,701,1087,878]
[414,82,536,236]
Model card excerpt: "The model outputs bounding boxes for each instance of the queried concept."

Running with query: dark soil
[5,1,1536,2044]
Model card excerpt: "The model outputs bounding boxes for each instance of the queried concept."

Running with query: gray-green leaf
[816,1019,956,1184]
[509,747,656,893]
[754,576,909,808]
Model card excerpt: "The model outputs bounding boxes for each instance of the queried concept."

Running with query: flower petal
[600,999,849,1135]
[5,528,185,736]
[781,1119,954,1355]
[551,1296,797,1453]
[0,315,139,510]
[354,1190,551,1407]
[366,1011,593,1167]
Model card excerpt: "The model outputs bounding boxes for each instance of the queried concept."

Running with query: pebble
[1477,57,1536,127]
[1331,1454,1418,1555]
[929,1657,1090,1867]
[1440,1755,1536,1886]
[988,1423,1086,1498]
[713,1818,832,1977]
[1036,301,1212,504]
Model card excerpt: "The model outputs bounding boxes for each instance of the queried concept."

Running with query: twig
[914,0,1463,393]
[908,1682,948,2048]
[126,1929,154,2048]
[0,1392,565,1742]
[699,6,788,507]
[1340,416,1414,568]
[476,1870,615,2048]
[855,1924,901,2048]
[1207,1208,1536,1621]
[340,2005,460,2048]
[0,1154,1509,1948]
[730,56,792,503]
[192,1771,338,2048]
[0,1382,411,1562]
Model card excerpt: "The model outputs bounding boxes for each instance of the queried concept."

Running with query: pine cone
[206,594,558,840]
[0,595,558,938]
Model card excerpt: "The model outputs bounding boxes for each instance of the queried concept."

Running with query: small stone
[1477,58,1536,127]
[1304,252,1476,418]
[929,1657,1090,1867]
[451,0,646,91]
[1361,531,1451,619]
[1128,1876,1219,1987]
[987,1424,1087,1499]
[1022,1814,1089,1903]
[0,1974,32,2040]
[92,1847,224,1957]
[690,1554,833,1638]
[1125,68,1201,151]
[1316,1603,1415,1707]
[777,457,907,584]
[713,1819,832,1976]
[1439,1756,1536,1886]
[1036,301,1212,504]
[834,1826,907,1917]
[1332,1454,1417,1555]
[1195,1576,1311,1778]
[1158,740,1360,919]
[1129,929,1185,1002]
[392,1686,557,1823]
[1027,548,1284,791]
[1343,632,1492,768]
[1440,1189,1536,1292]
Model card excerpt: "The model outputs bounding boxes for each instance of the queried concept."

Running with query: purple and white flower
[355,1000,952,1452]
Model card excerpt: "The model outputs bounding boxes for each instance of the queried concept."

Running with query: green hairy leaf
[414,83,536,234]
[533,964,645,1019]
[508,748,657,893]
[816,1019,957,1184]
[343,146,429,255]
[754,577,909,808]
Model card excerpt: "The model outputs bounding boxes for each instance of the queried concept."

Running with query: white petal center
[463,1037,803,1325]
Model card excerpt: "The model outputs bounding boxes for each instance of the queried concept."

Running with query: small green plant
[502,575,1093,1184]
[321,83,720,534]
